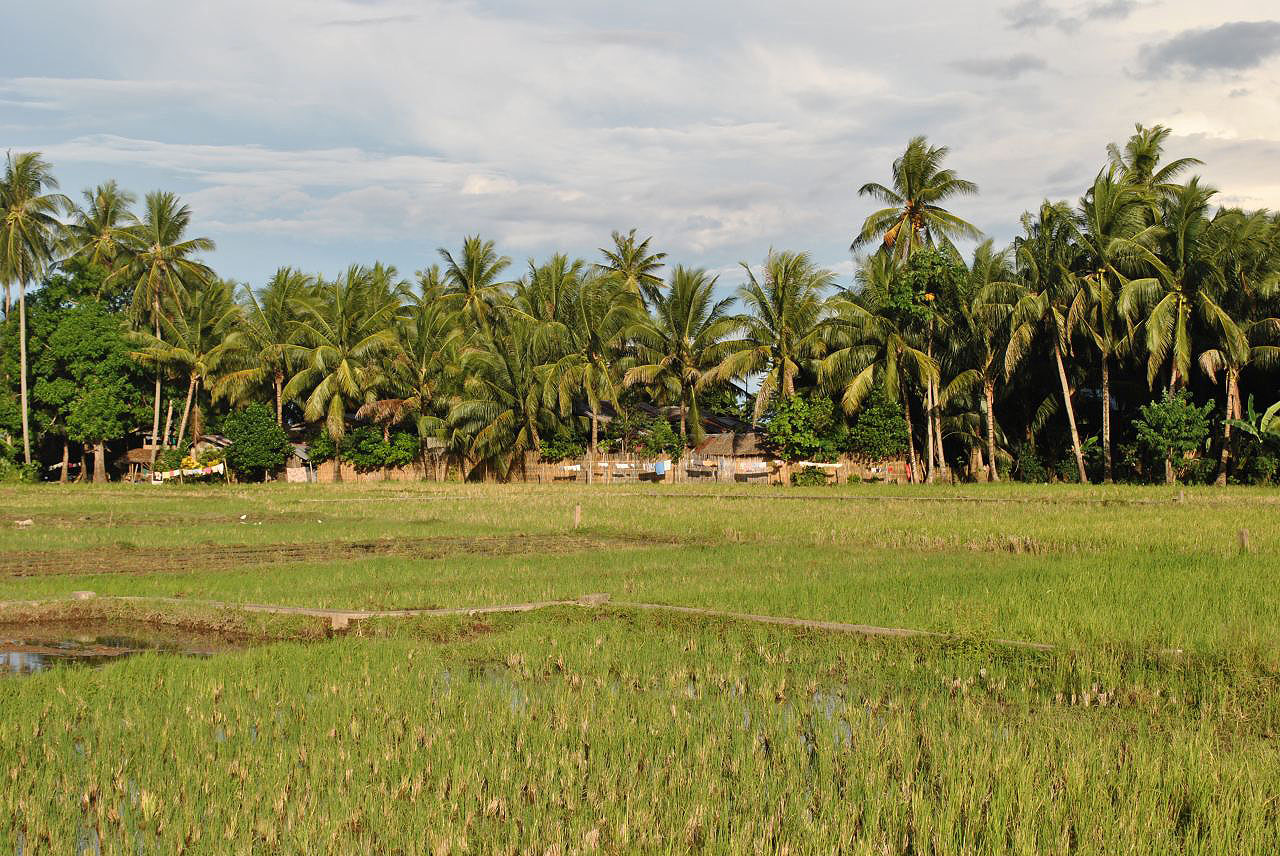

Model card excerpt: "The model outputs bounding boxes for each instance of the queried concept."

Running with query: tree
[819,253,936,482]
[1068,169,1157,482]
[596,229,666,305]
[1107,124,1202,202]
[214,267,314,424]
[625,266,736,446]
[1134,390,1213,484]
[714,251,834,422]
[762,393,842,463]
[283,265,401,480]
[845,387,910,462]
[111,191,216,465]
[852,136,980,260]
[130,278,242,454]
[515,254,586,323]
[64,180,139,272]
[223,403,291,481]
[540,270,644,468]
[0,152,70,465]
[439,236,511,337]
[1005,202,1090,484]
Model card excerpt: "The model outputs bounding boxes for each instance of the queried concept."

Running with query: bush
[540,426,587,463]
[1013,447,1048,483]
[791,466,830,487]
[763,394,842,463]
[639,417,683,462]
[1134,391,1213,484]
[223,404,290,481]
[845,389,909,460]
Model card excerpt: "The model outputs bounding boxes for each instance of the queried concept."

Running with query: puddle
[0,622,251,676]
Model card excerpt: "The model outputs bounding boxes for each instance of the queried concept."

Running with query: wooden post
[573,504,582,529]
[1239,529,1250,554]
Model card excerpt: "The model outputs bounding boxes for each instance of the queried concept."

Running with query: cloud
[1138,21,1280,76]
[1003,0,1063,31]
[949,53,1048,78]
[1002,0,1142,33]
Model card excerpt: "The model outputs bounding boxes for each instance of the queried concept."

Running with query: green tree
[714,251,834,422]
[762,393,842,463]
[1134,390,1213,484]
[439,236,511,337]
[222,403,291,481]
[110,191,216,465]
[64,180,139,272]
[284,265,401,480]
[625,266,736,446]
[0,152,70,465]
[596,229,667,305]
[852,136,980,260]
[845,387,910,461]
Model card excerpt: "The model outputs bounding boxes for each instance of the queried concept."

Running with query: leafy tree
[1134,390,1213,484]
[714,251,834,422]
[538,426,586,463]
[852,136,980,260]
[625,266,736,446]
[0,152,70,464]
[638,416,683,462]
[223,403,291,481]
[845,388,909,461]
[762,393,842,463]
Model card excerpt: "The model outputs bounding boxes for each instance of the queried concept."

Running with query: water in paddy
[0,622,249,676]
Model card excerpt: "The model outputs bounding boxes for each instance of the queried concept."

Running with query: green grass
[1,482,1278,852]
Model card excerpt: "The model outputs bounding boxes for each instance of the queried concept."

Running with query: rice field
[1,482,1278,853]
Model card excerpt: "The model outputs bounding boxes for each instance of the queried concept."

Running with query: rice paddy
[1,482,1277,853]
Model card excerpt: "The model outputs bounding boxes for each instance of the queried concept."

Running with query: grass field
[1,482,1278,853]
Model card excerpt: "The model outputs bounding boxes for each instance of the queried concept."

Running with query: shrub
[223,404,290,481]
[845,389,909,460]
[763,394,842,463]
[1134,391,1213,484]
[791,466,829,487]
[540,426,586,463]
[639,417,683,462]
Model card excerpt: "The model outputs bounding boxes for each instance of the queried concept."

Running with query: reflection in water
[0,624,245,677]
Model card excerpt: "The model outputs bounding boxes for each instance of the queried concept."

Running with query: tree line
[1,123,1277,485]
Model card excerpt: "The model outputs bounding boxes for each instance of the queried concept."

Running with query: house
[691,432,776,482]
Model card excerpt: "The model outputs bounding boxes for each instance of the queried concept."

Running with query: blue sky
[4,0,1278,291]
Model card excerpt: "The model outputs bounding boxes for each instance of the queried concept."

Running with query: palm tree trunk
[161,400,174,450]
[60,438,69,484]
[924,385,935,485]
[175,374,198,455]
[18,283,32,465]
[984,380,999,483]
[1101,357,1113,484]
[333,435,343,483]
[274,371,284,426]
[932,380,946,478]
[149,309,162,467]
[75,450,86,483]
[679,386,688,448]
[1215,368,1237,487]
[1054,342,1089,484]
[587,413,597,485]
[93,442,107,483]
[902,389,920,484]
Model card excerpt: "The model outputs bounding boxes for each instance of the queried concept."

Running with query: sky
[3,0,1279,291]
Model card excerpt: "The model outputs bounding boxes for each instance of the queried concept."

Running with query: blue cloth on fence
[654,460,667,476]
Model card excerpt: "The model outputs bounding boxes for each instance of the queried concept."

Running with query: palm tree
[852,136,980,260]
[111,191,215,465]
[449,318,546,478]
[213,267,315,424]
[1199,209,1280,484]
[597,229,667,305]
[1107,124,1203,201]
[1119,179,1242,391]
[712,251,834,422]
[284,265,402,481]
[439,236,511,337]
[1068,169,1158,482]
[0,152,70,465]
[64,180,139,272]
[1005,202,1090,484]
[625,266,737,446]
[819,253,937,483]
[514,254,587,323]
[944,241,1017,482]
[540,270,645,469]
[130,278,241,453]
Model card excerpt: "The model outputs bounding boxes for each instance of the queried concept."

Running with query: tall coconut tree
[712,251,834,422]
[284,265,402,481]
[439,236,511,337]
[213,267,315,424]
[111,191,215,465]
[514,254,587,324]
[540,270,645,466]
[596,229,667,305]
[1119,179,1242,391]
[624,266,737,446]
[1005,202,1090,484]
[819,252,937,483]
[130,278,242,453]
[1067,169,1158,482]
[0,152,70,465]
[852,136,981,260]
[1107,124,1203,201]
[64,180,139,272]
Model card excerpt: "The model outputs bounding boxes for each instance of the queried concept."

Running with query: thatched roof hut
[695,432,768,458]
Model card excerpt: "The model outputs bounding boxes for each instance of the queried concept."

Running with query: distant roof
[695,432,768,457]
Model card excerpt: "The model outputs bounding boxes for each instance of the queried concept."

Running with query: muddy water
[0,623,250,676]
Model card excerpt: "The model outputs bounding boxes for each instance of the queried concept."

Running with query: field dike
[0,533,665,577]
